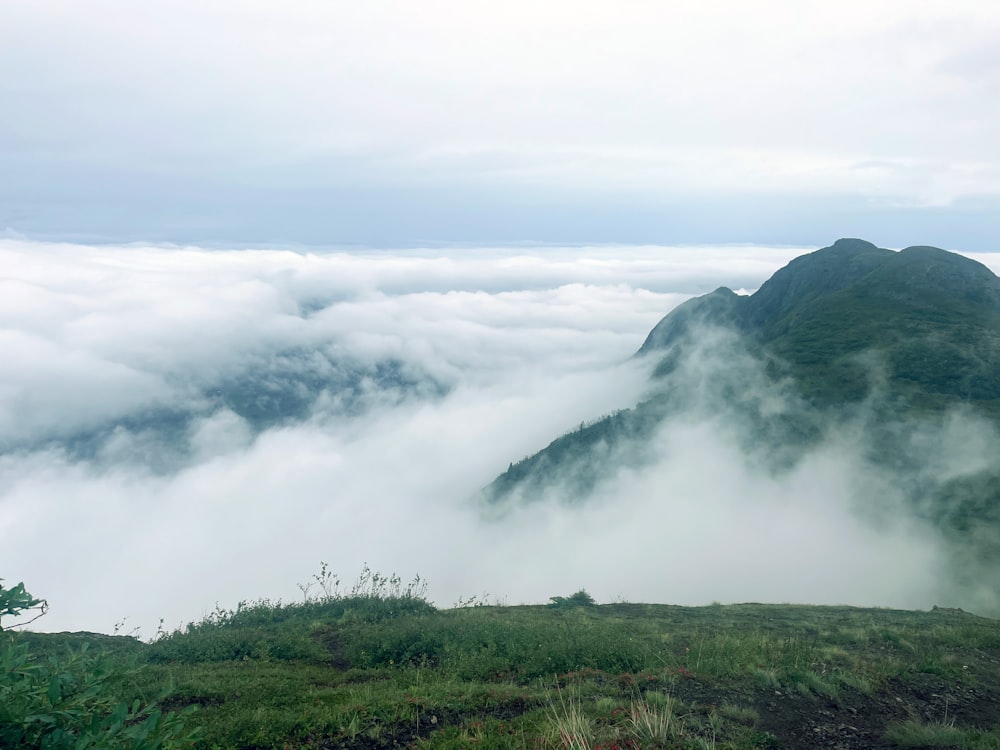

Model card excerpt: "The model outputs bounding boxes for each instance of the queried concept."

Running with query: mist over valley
[3,238,999,634]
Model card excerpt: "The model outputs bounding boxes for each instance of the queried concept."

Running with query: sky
[4,238,1000,634]
[2,3,1000,633]
[2,0,1000,248]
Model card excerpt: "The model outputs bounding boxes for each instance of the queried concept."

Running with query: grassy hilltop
[7,572,1000,750]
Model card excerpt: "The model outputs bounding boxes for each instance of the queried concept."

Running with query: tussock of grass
[718,702,759,723]
[546,690,594,750]
[753,667,779,688]
[627,694,680,745]
[791,670,840,699]
[838,671,874,695]
[963,729,1000,749]
[884,718,966,747]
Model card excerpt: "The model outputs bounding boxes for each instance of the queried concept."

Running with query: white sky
[2,1,999,246]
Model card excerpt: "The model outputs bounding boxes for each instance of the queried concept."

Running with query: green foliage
[0,579,46,627]
[12,568,1000,749]
[549,590,597,609]
[148,564,436,665]
[334,606,649,678]
[0,580,197,749]
[90,599,1000,749]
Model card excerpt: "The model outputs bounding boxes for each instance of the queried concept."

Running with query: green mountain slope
[637,238,1000,408]
[484,239,1000,601]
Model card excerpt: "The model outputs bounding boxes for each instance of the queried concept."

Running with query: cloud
[486,418,949,610]
[0,238,706,631]
[1,238,997,634]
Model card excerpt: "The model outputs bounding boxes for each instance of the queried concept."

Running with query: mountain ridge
[484,240,1000,596]
[635,238,1000,407]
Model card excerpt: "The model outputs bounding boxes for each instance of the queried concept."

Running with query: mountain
[5,351,447,474]
[483,239,1000,602]
[639,238,1000,407]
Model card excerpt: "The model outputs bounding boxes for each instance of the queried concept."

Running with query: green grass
[884,719,966,747]
[15,597,1000,749]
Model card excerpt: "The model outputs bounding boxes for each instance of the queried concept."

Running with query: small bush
[549,590,597,608]
[0,579,197,749]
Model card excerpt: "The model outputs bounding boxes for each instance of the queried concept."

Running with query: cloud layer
[1,239,998,634]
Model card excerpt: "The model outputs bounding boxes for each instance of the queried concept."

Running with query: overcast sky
[2,1,999,248]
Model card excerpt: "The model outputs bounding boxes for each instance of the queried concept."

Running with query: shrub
[0,579,198,749]
[549,590,598,608]
[884,719,966,747]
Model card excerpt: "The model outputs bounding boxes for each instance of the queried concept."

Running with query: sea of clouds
[2,238,998,634]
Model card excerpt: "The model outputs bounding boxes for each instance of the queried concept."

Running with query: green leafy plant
[548,589,597,608]
[0,579,46,627]
[0,579,198,749]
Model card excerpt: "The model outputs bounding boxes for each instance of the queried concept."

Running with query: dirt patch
[667,668,1000,750]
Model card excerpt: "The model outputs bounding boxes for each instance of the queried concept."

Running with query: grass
[14,592,1000,749]
[626,693,680,745]
[884,719,966,747]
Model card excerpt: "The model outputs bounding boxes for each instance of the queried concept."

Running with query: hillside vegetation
[492,239,1000,501]
[7,572,1000,750]
[638,239,1000,408]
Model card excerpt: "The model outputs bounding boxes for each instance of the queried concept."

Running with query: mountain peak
[743,239,894,329]
[635,238,1000,404]
[828,237,881,253]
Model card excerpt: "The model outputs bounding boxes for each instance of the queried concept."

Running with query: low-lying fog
[2,239,997,634]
